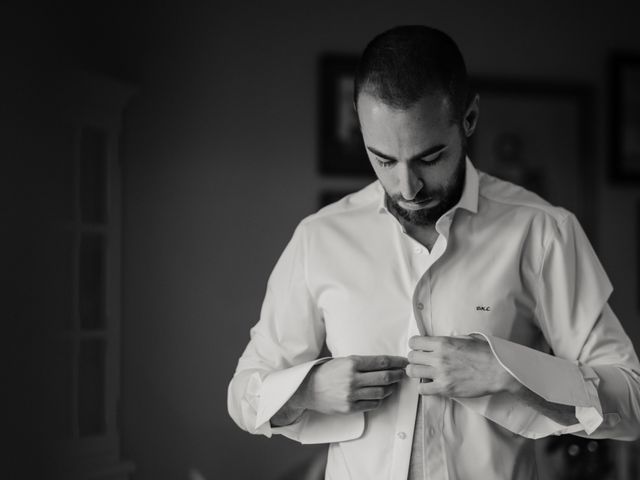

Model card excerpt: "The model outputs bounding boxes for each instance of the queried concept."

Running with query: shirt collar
[457,156,479,214]
[376,156,479,216]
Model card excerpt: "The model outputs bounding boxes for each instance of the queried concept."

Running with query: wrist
[489,353,521,394]
[482,340,520,394]
[499,370,522,395]
[289,363,319,411]
[271,404,305,427]
[271,364,320,427]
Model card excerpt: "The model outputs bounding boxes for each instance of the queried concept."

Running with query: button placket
[423,396,447,479]
[410,241,431,337]
[422,272,433,336]
[390,377,420,480]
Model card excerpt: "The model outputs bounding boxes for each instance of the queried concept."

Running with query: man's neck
[403,221,439,251]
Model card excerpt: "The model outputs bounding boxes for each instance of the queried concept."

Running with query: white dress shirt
[227,158,640,479]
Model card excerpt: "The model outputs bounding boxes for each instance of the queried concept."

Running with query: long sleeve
[457,212,640,440]
[226,223,364,443]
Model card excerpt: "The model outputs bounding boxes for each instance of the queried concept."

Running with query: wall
[118,2,640,479]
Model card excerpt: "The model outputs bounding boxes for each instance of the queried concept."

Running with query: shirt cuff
[255,357,330,431]
[290,410,365,444]
[469,332,604,435]
[253,358,365,444]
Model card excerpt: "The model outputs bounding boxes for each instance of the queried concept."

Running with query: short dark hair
[354,25,470,122]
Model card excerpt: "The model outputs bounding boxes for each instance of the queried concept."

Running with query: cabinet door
[48,72,134,480]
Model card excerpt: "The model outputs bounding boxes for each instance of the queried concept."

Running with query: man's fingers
[353,386,394,401]
[417,379,446,396]
[355,369,405,387]
[405,364,436,380]
[353,400,382,412]
[408,335,447,351]
[352,355,408,372]
[407,350,435,366]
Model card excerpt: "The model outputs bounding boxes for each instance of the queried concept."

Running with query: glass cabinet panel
[50,229,74,332]
[45,72,134,479]
[80,126,108,224]
[51,340,73,437]
[79,233,106,330]
[78,339,106,437]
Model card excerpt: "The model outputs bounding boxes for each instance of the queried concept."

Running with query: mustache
[390,191,438,204]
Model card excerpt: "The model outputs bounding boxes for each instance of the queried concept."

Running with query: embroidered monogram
[476,305,491,311]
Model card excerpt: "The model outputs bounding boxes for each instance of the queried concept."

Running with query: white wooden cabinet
[47,71,135,480]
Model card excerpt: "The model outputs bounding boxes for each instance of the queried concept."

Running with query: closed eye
[376,157,396,168]
[367,145,447,167]
[421,152,444,165]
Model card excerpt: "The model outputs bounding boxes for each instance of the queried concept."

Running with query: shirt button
[414,246,422,254]
[397,431,407,440]
[429,427,436,436]
[416,302,424,310]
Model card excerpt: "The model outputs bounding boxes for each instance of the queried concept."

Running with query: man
[227,26,640,479]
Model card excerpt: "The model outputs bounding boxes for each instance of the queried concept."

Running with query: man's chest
[308,228,544,357]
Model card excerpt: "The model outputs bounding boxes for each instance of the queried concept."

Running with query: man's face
[356,92,470,226]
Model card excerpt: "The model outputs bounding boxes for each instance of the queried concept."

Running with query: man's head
[354,25,479,226]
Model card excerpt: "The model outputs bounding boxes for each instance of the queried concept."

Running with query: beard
[385,154,466,226]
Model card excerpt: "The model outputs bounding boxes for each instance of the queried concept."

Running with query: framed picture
[638,200,640,312]
[318,54,374,177]
[469,78,595,239]
[610,53,640,182]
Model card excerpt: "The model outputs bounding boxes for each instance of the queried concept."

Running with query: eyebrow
[366,144,447,162]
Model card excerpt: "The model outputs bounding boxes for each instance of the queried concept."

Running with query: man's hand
[406,335,519,398]
[294,355,408,415]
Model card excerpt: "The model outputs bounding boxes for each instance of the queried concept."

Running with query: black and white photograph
[6,3,640,480]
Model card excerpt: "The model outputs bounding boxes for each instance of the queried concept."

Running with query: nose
[398,165,423,201]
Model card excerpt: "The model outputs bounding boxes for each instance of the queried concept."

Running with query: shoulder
[298,181,382,232]
[477,170,572,228]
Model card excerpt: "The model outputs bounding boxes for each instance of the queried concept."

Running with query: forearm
[510,383,577,426]
[499,362,640,437]
[576,365,640,440]
[228,359,369,444]
[270,368,313,427]
[227,357,324,435]
[448,304,640,439]
[497,363,578,426]
[274,355,408,426]
[271,405,305,427]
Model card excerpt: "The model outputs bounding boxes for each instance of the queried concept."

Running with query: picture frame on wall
[318,54,374,177]
[610,53,640,182]
[469,78,595,240]
[637,199,640,314]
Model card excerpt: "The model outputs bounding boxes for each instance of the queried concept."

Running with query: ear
[462,94,480,137]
